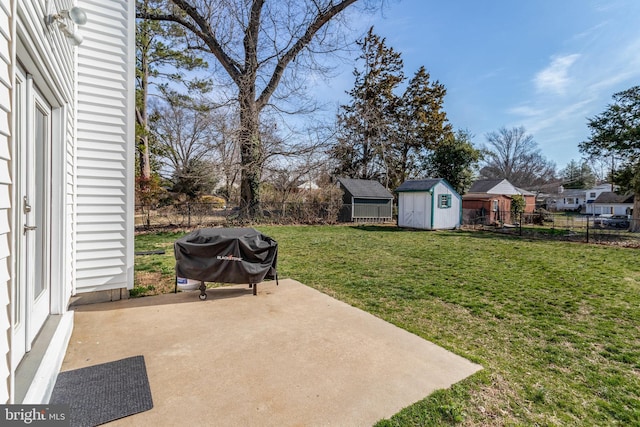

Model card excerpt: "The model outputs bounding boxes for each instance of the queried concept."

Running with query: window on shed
[438,194,452,209]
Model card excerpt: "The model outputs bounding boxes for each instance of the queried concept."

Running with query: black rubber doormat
[50,355,153,427]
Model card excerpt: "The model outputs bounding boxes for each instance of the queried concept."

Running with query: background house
[592,192,634,216]
[396,179,461,230]
[514,187,537,212]
[1,0,134,404]
[552,183,615,213]
[336,178,393,222]
[554,188,586,211]
[462,194,513,224]
[462,179,534,224]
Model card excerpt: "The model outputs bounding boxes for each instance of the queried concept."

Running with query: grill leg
[252,283,257,296]
[199,281,207,300]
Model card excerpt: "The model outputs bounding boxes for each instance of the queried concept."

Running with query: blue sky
[311,0,640,170]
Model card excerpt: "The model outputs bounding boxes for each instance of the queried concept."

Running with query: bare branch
[256,0,358,109]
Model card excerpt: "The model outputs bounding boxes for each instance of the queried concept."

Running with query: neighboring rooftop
[594,192,634,204]
[468,179,520,196]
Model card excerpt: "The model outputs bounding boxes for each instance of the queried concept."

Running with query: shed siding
[75,0,133,293]
[353,199,392,219]
[432,183,461,229]
[0,0,10,404]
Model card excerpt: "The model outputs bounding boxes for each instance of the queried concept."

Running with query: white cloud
[507,105,546,117]
[534,54,581,95]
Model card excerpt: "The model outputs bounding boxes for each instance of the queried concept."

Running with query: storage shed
[396,179,462,229]
[337,178,394,222]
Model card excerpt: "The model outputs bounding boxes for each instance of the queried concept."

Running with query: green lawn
[135,225,640,425]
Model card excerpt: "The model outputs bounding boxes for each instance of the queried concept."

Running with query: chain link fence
[135,201,341,229]
[463,209,640,246]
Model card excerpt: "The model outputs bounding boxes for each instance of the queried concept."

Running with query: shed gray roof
[395,179,442,192]
[337,178,393,199]
[594,192,634,204]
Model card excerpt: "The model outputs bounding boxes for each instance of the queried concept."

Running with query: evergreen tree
[560,159,596,189]
[426,130,481,194]
[580,85,640,231]
[390,66,451,189]
[332,27,404,183]
[331,28,452,190]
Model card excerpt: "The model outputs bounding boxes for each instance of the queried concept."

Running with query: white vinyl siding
[0,0,11,403]
[431,183,461,230]
[398,182,461,230]
[75,0,133,293]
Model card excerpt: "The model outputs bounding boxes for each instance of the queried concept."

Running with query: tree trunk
[631,190,640,232]
[137,54,151,181]
[239,85,262,218]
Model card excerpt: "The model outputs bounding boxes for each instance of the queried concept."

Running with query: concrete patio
[61,279,482,426]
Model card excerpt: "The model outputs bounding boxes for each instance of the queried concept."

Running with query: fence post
[188,203,191,228]
[586,215,589,243]
[519,211,523,236]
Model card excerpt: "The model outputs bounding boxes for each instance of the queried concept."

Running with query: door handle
[24,225,37,234]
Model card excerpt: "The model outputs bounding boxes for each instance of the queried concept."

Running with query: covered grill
[174,227,278,300]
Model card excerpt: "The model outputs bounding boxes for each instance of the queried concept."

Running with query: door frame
[11,33,70,391]
[12,66,54,366]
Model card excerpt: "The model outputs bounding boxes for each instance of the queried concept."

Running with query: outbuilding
[336,178,394,222]
[396,179,462,230]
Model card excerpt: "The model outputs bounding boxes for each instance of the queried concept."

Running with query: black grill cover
[174,228,278,284]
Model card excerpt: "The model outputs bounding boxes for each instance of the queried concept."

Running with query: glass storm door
[13,69,52,367]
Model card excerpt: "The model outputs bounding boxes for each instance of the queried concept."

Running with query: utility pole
[611,155,615,192]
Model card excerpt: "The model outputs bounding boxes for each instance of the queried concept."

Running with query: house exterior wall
[584,185,615,214]
[74,0,134,295]
[0,0,133,403]
[555,191,586,211]
[523,195,536,213]
[592,203,632,216]
[6,0,79,404]
[0,0,12,405]
[462,195,513,224]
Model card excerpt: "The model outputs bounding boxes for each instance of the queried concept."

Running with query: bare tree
[152,98,219,198]
[206,109,242,205]
[480,126,556,189]
[138,0,379,218]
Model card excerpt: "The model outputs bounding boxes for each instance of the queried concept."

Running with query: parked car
[593,214,612,227]
[603,215,630,228]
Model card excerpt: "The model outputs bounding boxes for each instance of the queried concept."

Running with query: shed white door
[402,193,426,229]
[13,69,52,367]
